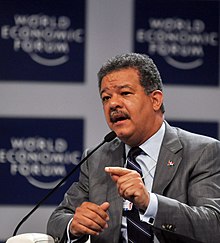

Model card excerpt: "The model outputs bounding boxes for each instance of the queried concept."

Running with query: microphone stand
[13,131,117,236]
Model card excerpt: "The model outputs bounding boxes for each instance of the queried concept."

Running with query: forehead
[101,68,140,87]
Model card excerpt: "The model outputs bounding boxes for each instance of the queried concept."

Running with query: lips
[110,110,130,123]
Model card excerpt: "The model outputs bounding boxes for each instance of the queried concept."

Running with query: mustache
[110,110,130,123]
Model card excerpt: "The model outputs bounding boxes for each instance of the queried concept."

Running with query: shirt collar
[125,122,165,162]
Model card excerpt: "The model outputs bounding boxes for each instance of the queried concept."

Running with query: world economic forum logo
[136,18,218,70]
[0,136,81,189]
[1,14,84,66]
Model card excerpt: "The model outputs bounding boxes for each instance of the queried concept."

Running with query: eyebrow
[100,84,134,96]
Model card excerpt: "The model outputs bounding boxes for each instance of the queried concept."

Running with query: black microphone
[13,131,117,236]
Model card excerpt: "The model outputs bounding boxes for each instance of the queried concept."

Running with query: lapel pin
[167,160,175,167]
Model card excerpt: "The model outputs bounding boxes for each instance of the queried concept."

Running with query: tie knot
[128,147,143,160]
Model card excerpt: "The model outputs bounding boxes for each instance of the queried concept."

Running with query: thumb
[100,202,110,211]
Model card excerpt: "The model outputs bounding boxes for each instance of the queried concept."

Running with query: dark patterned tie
[125,147,154,243]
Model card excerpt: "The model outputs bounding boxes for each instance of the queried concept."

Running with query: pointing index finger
[105,167,131,176]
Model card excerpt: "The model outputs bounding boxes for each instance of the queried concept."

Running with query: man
[47,53,220,243]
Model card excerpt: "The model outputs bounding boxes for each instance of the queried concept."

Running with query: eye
[101,95,111,103]
[121,91,132,96]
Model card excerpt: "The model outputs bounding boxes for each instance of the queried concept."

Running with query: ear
[150,90,163,111]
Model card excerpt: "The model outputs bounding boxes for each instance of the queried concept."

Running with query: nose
[109,94,123,110]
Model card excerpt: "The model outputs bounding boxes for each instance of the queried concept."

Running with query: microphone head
[104,131,117,142]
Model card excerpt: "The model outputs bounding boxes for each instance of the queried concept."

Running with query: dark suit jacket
[47,122,220,243]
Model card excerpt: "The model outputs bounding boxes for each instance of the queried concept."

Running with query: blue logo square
[134,0,219,86]
[0,117,84,205]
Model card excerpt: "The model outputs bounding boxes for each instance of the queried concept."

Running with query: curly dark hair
[97,53,165,113]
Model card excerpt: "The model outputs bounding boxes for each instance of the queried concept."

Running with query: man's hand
[70,202,110,237]
[105,166,150,210]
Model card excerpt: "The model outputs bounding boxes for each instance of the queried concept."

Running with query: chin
[114,130,132,142]
[116,132,141,147]
[110,122,133,139]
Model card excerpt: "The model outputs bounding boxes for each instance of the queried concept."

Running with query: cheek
[134,103,152,122]
[103,105,110,120]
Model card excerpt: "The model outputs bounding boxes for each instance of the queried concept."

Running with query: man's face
[100,68,163,146]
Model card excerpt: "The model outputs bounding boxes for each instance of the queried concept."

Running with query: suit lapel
[104,139,124,242]
[105,139,125,201]
[152,122,183,194]
[106,139,125,211]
